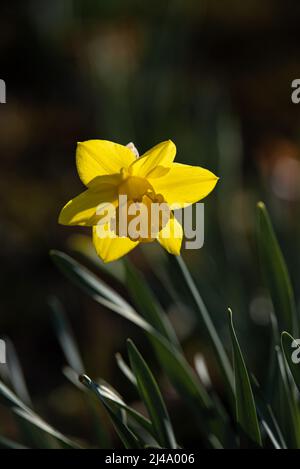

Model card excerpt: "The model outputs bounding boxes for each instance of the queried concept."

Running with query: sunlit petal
[93,224,139,263]
[76,140,136,187]
[150,162,218,208]
[157,214,183,255]
[58,187,117,226]
[130,140,176,178]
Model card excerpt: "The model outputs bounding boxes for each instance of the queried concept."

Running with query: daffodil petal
[150,162,218,208]
[130,140,176,178]
[76,140,136,187]
[93,225,139,263]
[84,173,122,192]
[58,187,117,226]
[157,215,183,255]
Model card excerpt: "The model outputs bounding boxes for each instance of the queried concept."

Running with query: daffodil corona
[59,140,218,262]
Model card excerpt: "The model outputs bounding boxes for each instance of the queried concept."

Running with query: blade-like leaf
[98,380,155,439]
[50,296,85,375]
[281,331,300,394]
[256,202,298,336]
[174,256,234,406]
[51,299,110,448]
[251,375,287,450]
[274,346,300,448]
[0,379,32,413]
[0,380,80,449]
[124,260,180,348]
[228,309,262,447]
[0,435,28,449]
[50,250,213,413]
[13,408,80,449]
[64,366,155,440]
[79,374,142,449]
[260,419,281,449]
[151,335,212,411]
[115,353,137,387]
[208,434,223,449]
[2,338,32,406]
[50,250,153,333]
[127,339,177,449]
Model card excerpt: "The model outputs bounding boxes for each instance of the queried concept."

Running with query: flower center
[115,175,170,242]
[118,175,154,202]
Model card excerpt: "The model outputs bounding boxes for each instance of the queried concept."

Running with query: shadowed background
[1,0,300,446]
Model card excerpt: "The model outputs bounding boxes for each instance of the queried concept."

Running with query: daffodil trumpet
[59,140,218,262]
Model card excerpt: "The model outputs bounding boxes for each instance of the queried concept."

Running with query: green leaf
[3,338,32,406]
[80,374,142,449]
[0,435,28,449]
[122,261,214,414]
[0,360,56,449]
[124,260,180,348]
[0,379,33,413]
[51,297,110,448]
[0,380,80,449]
[127,339,177,449]
[98,379,155,439]
[50,250,153,333]
[208,434,224,449]
[51,250,213,413]
[50,296,85,375]
[64,366,155,441]
[174,256,234,406]
[256,202,298,336]
[228,309,262,447]
[115,353,137,387]
[281,331,300,394]
[274,346,300,448]
[150,335,212,412]
[260,419,281,449]
[51,249,231,449]
[13,409,78,449]
[251,375,287,449]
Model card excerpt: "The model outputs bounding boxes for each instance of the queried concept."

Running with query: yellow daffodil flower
[59,139,218,262]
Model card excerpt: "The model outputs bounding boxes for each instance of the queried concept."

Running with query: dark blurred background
[2,0,300,446]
